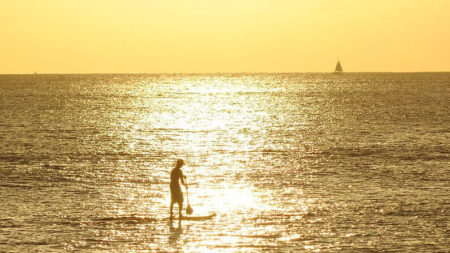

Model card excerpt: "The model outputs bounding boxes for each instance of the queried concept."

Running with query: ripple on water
[0,73,449,252]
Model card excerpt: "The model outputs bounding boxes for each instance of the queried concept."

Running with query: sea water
[0,73,448,252]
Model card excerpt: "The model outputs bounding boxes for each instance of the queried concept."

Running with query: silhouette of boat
[335,59,343,73]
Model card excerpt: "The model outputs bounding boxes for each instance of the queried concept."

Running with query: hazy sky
[1,0,449,73]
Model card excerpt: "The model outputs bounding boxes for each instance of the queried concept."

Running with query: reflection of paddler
[168,220,182,245]
[169,159,187,223]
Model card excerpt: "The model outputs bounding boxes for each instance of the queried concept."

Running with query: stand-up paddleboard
[182,213,216,221]
[169,213,216,221]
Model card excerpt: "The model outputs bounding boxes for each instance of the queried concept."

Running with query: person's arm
[180,171,187,187]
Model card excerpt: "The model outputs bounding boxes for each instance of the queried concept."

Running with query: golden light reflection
[97,75,322,252]
[208,185,258,212]
[162,184,260,217]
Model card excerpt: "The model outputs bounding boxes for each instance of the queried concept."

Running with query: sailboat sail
[335,60,343,72]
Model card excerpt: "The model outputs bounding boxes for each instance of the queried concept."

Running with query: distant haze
[1,0,449,73]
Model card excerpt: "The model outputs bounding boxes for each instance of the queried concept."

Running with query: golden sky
[1,0,449,73]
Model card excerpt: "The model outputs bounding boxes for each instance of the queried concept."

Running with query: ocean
[0,73,449,252]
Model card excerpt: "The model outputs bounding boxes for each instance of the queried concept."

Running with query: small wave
[92,216,157,224]
[280,235,315,242]
[0,184,32,189]
[0,221,22,229]
[17,241,50,246]
[213,244,281,249]
[0,155,30,164]
[43,164,66,170]
[85,238,135,243]
[239,234,281,239]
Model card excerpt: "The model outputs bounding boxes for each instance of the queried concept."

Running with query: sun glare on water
[210,185,258,212]
[183,184,260,217]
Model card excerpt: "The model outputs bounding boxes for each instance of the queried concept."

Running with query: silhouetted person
[169,159,187,224]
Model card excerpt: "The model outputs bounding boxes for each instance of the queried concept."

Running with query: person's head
[176,159,184,168]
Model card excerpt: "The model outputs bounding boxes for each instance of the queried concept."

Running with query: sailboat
[334,59,343,73]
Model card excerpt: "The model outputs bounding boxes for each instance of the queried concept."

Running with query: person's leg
[178,201,183,224]
[170,201,174,219]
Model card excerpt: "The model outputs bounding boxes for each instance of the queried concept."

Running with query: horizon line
[1,71,450,75]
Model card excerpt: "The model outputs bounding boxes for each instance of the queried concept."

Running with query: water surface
[0,73,449,252]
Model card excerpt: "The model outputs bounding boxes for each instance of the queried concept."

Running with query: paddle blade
[186,205,193,215]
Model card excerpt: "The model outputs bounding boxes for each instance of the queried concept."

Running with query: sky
[1,0,449,73]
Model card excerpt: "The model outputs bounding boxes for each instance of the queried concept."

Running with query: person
[169,159,187,223]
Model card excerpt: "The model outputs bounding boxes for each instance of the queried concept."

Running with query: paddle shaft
[184,177,194,215]
[184,177,189,205]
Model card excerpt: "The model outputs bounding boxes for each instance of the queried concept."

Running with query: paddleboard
[184,213,216,221]
[171,213,216,221]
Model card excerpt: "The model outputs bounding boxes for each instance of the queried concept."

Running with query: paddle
[185,179,193,215]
